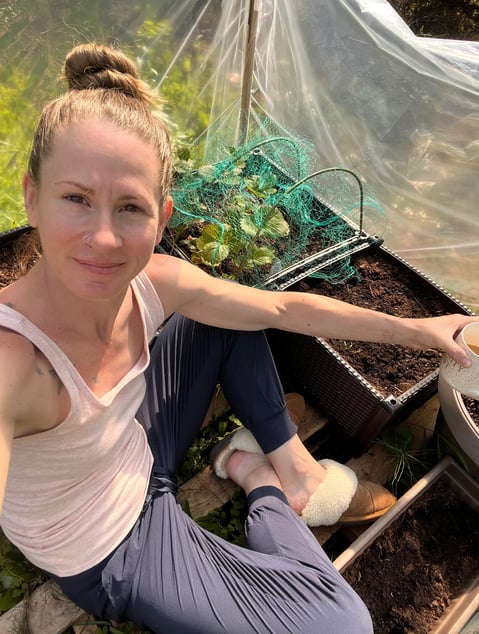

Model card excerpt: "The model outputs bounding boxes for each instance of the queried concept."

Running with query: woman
[0,43,475,633]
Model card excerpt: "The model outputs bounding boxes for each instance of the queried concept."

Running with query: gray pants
[53,316,372,633]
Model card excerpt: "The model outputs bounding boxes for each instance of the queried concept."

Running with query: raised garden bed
[334,456,479,634]
[165,149,382,286]
[266,244,474,454]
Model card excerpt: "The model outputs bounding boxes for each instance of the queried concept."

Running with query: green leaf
[239,213,261,238]
[195,224,229,266]
[0,589,19,611]
[261,208,290,238]
[218,166,242,187]
[0,574,15,590]
[244,173,277,198]
[239,208,289,239]
[243,245,275,269]
[197,164,217,182]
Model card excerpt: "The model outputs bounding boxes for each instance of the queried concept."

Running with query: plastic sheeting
[158,0,479,308]
[1,0,478,307]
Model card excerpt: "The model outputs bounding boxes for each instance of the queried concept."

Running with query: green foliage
[176,411,248,545]
[0,71,37,231]
[377,426,432,496]
[171,153,295,280]
[0,532,46,614]
[131,18,214,142]
[169,139,376,286]
[196,491,247,547]
[176,413,242,486]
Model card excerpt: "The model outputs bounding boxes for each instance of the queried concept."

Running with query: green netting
[168,130,386,287]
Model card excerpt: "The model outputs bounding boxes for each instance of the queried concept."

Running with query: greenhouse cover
[163,0,479,308]
[1,0,478,307]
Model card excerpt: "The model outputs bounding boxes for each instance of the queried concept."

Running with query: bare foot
[226,450,283,497]
[267,435,327,515]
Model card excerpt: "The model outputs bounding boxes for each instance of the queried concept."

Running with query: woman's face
[23,118,172,302]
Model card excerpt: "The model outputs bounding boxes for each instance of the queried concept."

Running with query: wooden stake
[238,0,259,146]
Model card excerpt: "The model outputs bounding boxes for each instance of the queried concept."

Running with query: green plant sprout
[376,426,433,496]
[195,491,247,547]
[176,412,242,486]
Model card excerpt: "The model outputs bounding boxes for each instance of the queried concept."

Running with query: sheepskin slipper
[210,432,357,526]
[210,430,396,527]
[299,459,358,526]
[210,392,305,480]
[300,460,398,526]
[210,427,263,480]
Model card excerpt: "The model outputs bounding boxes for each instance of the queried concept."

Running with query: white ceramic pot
[438,373,479,469]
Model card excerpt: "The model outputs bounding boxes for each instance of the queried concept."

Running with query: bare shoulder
[0,330,34,512]
[144,253,217,317]
[145,252,206,284]
[0,326,37,369]
[0,325,70,438]
[0,327,38,418]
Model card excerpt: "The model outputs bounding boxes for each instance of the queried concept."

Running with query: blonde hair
[28,42,172,207]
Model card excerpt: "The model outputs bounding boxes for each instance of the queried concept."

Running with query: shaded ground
[388,0,479,41]
[0,231,39,287]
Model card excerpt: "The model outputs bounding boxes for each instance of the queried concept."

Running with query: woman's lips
[74,258,125,275]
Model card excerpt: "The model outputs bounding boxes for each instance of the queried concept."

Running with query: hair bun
[63,42,151,102]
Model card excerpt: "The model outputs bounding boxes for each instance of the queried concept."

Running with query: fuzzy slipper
[300,460,397,526]
[210,429,358,524]
[210,392,305,479]
[210,427,263,479]
[299,459,358,526]
[210,429,395,527]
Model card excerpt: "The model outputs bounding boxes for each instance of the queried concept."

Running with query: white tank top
[0,271,164,576]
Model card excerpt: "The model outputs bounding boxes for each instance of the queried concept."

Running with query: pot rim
[438,373,479,465]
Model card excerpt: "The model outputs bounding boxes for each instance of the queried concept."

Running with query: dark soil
[388,0,479,41]
[462,396,479,429]
[342,477,479,634]
[0,229,38,288]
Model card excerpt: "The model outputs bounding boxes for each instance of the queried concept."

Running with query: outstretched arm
[145,254,477,368]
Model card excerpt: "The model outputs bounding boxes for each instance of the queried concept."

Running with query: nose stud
[83,233,93,248]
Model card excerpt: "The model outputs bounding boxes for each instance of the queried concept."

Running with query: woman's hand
[399,314,478,368]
